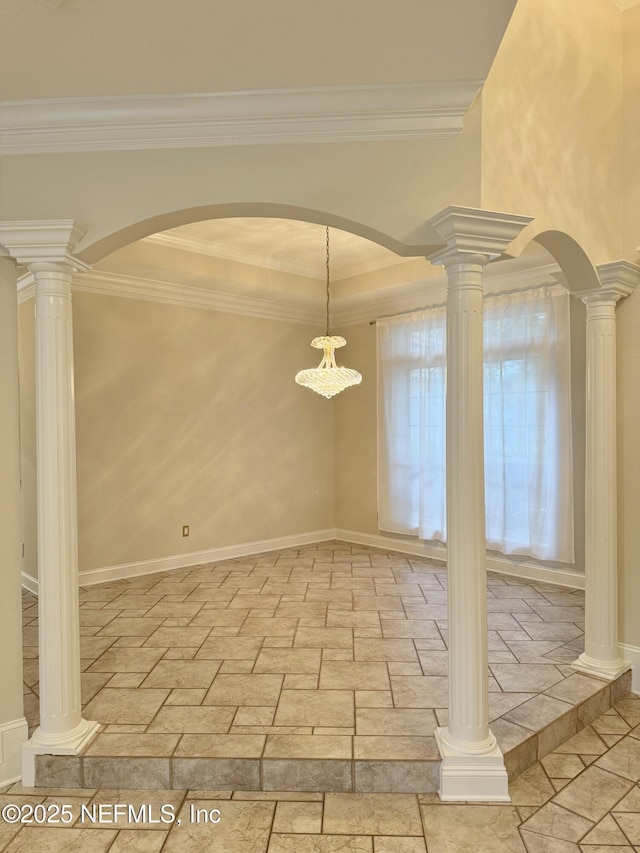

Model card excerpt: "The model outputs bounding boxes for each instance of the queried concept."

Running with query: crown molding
[18,259,565,325]
[18,269,324,324]
[0,81,483,155]
[73,271,325,324]
[335,278,447,326]
[17,278,35,302]
[335,259,562,325]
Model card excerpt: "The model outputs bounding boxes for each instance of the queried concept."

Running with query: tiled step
[33,671,632,793]
[35,753,441,793]
[500,669,631,780]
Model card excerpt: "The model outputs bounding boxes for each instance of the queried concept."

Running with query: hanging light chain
[294,224,362,398]
[325,226,330,336]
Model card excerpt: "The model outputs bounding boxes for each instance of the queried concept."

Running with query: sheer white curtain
[377,286,575,563]
[377,306,447,541]
[483,287,574,561]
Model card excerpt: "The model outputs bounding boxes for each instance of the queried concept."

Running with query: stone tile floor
[20,540,611,792]
[1,695,640,851]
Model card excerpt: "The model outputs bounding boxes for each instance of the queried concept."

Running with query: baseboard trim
[76,529,336,587]
[618,643,640,694]
[487,553,585,590]
[22,527,586,593]
[335,528,585,590]
[0,717,29,786]
[21,572,38,595]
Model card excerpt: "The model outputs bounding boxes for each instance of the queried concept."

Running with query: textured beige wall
[31,292,335,572]
[480,0,623,264]
[334,323,379,534]
[618,8,640,648]
[622,7,640,261]
[0,258,27,732]
[570,297,586,574]
[17,299,37,581]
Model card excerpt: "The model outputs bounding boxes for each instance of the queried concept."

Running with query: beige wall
[618,8,640,651]
[480,0,623,265]
[569,297,586,574]
[18,291,335,573]
[622,6,640,261]
[74,292,335,570]
[0,258,27,735]
[334,323,379,534]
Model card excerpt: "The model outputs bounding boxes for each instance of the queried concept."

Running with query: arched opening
[502,224,601,294]
[18,211,615,796]
[77,202,442,266]
[62,214,416,577]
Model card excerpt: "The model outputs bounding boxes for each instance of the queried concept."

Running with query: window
[377,286,574,563]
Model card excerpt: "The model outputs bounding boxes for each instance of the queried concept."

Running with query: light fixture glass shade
[295,335,362,399]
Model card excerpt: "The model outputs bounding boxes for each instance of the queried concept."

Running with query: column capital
[573,260,640,305]
[0,219,89,270]
[425,206,533,267]
[30,263,80,281]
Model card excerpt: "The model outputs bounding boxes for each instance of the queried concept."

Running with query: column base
[0,717,29,786]
[572,652,631,682]
[435,727,510,802]
[21,718,100,786]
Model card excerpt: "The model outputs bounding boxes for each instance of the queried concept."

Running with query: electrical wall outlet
[182,525,190,537]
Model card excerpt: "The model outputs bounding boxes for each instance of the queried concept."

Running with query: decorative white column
[572,262,640,682]
[427,206,532,802]
[0,221,99,785]
[21,263,99,784]
[0,251,29,784]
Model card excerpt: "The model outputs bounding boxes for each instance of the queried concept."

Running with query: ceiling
[145,218,405,281]
[0,0,517,100]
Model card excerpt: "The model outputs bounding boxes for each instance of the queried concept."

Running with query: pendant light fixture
[295,227,362,399]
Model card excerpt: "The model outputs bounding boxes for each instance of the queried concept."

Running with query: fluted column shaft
[22,263,98,785]
[441,256,494,750]
[573,292,630,680]
[34,265,84,736]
